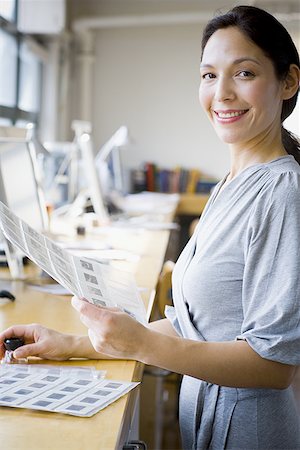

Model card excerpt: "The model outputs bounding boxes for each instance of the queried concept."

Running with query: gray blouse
[166,155,300,449]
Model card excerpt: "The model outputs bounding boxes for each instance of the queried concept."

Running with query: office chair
[156,260,175,318]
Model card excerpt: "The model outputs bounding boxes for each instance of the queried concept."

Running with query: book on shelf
[144,162,156,192]
[131,163,217,195]
[186,169,201,193]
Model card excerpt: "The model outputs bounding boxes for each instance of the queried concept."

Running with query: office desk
[0,224,171,450]
[176,193,209,216]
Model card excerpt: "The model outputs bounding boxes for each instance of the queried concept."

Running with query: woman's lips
[213,109,249,123]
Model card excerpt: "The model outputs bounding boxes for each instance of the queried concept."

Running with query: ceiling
[68,0,300,28]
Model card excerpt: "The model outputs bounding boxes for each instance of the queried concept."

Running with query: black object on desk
[4,337,25,351]
[3,337,26,364]
[0,290,16,301]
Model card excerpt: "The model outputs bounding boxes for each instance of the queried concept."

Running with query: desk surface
[0,223,171,450]
[176,193,209,216]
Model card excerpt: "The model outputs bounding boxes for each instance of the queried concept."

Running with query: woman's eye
[237,70,254,78]
[202,73,216,80]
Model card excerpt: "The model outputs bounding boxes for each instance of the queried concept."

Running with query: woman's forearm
[68,318,177,359]
[67,334,114,360]
[140,328,296,389]
[69,300,296,389]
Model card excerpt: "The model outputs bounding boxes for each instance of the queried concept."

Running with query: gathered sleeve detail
[237,172,300,365]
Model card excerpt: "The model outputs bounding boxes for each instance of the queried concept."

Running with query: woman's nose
[214,76,235,102]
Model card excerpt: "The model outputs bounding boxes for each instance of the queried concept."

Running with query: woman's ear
[282,64,300,100]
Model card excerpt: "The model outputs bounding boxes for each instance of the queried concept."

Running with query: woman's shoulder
[260,155,300,199]
[249,156,300,221]
[266,155,300,173]
[246,157,300,234]
[266,154,300,175]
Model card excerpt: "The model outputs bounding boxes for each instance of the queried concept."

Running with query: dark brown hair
[201,5,300,164]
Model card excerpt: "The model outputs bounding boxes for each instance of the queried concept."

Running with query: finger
[71,297,121,315]
[71,296,93,310]
[13,341,47,359]
[0,325,35,344]
[77,310,104,332]
[88,328,99,350]
[71,297,106,317]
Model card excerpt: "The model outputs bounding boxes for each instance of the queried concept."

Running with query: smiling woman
[0,5,300,450]
[200,6,300,174]
[199,26,292,172]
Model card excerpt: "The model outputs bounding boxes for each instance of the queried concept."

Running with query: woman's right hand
[0,324,75,361]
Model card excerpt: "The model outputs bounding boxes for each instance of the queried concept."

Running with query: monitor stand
[1,238,25,280]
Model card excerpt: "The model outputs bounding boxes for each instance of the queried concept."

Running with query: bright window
[0,0,44,125]
[19,40,41,113]
[0,28,17,107]
[0,0,15,22]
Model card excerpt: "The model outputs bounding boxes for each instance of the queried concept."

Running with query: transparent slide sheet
[0,364,138,417]
[0,201,147,324]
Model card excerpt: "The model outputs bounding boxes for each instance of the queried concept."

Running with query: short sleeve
[236,172,300,365]
[165,305,183,336]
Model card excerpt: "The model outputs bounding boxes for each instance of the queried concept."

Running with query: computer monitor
[47,123,127,223]
[95,126,129,195]
[77,133,109,224]
[0,135,48,277]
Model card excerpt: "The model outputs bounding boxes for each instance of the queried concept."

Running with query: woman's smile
[213,109,249,123]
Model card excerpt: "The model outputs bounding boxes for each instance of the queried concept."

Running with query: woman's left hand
[71,296,149,361]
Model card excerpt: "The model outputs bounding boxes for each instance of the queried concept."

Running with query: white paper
[0,202,147,324]
[113,192,179,214]
[0,364,138,417]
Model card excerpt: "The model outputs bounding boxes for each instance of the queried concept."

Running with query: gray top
[166,155,300,449]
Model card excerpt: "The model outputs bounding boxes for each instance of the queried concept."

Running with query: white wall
[69,1,299,182]
[91,24,230,180]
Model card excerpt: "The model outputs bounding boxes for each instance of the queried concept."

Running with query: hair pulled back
[201,5,300,164]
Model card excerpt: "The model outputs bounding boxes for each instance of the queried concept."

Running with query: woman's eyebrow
[200,57,261,69]
[233,57,261,66]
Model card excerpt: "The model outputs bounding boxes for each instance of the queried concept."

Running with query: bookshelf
[131,163,217,195]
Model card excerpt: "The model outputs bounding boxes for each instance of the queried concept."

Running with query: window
[19,40,41,113]
[0,28,18,108]
[0,0,43,126]
[0,0,16,22]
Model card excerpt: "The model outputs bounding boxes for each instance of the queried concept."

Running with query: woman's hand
[71,297,150,361]
[0,324,76,361]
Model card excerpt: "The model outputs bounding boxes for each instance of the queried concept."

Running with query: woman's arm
[72,298,296,390]
[143,329,296,389]
[0,318,174,361]
[0,324,112,361]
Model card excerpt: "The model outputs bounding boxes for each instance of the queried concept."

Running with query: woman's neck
[227,132,287,182]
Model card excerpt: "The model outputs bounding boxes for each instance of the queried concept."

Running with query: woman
[1,6,300,449]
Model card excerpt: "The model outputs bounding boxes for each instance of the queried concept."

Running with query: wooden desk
[0,224,171,450]
[176,193,209,216]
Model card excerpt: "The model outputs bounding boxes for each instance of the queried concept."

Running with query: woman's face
[199,26,284,147]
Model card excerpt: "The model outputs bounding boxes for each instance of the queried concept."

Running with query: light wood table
[0,223,171,450]
[176,193,209,216]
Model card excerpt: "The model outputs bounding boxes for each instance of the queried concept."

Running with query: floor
[140,368,182,450]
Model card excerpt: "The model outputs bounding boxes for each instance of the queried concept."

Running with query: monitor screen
[0,137,48,278]
[77,133,109,223]
[0,139,48,231]
[95,126,129,196]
